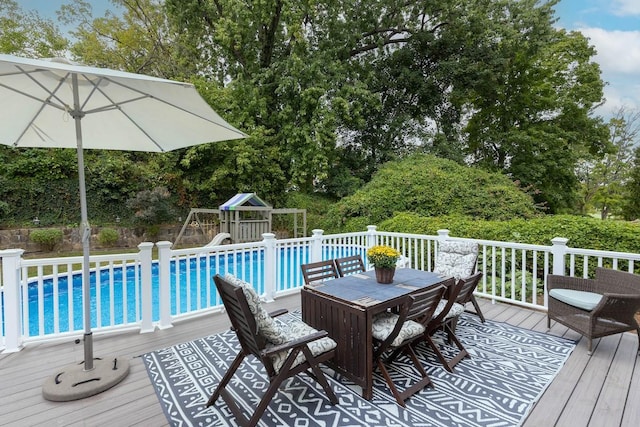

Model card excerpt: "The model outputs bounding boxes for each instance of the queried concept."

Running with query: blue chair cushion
[549,288,603,311]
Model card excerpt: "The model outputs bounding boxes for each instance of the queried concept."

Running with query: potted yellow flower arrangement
[367,245,401,283]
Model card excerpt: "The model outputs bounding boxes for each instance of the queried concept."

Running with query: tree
[58,0,192,79]
[622,146,640,220]
[0,0,68,57]
[459,1,608,213]
[578,106,639,218]
[1,0,614,225]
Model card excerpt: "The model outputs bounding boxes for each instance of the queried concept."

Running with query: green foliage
[29,228,64,252]
[126,187,176,228]
[623,146,640,220]
[484,270,545,304]
[97,228,119,247]
[379,213,640,253]
[321,154,540,232]
[0,0,68,57]
[578,107,638,218]
[458,2,608,213]
[1,0,619,225]
[280,192,337,234]
[0,148,157,226]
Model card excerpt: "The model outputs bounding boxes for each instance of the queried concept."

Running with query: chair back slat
[301,260,339,285]
[335,255,366,277]
[409,283,450,324]
[455,272,484,305]
[213,274,265,357]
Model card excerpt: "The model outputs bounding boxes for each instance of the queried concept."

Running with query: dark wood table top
[304,268,449,308]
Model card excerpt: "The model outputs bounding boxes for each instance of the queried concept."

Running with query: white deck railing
[2,226,639,353]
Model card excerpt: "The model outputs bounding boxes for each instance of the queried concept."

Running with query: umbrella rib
[1,68,72,146]
[99,77,246,136]
[1,69,71,114]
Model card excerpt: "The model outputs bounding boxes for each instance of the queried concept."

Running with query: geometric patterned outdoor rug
[142,311,575,427]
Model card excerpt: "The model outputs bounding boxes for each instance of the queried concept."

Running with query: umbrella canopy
[0,53,246,401]
[0,54,245,149]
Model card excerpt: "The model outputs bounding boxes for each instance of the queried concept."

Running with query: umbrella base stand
[42,357,130,402]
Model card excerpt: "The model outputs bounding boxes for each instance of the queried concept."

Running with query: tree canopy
[0,0,619,227]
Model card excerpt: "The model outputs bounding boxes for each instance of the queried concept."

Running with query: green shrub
[322,154,540,232]
[29,228,64,252]
[379,213,640,253]
[126,186,176,228]
[98,228,119,247]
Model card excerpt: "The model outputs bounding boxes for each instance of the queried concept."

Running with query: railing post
[1,249,24,353]
[551,237,569,276]
[311,229,324,263]
[263,233,277,302]
[437,229,450,242]
[138,242,154,333]
[366,225,377,249]
[156,241,174,330]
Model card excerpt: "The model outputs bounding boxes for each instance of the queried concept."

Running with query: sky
[555,0,640,117]
[15,0,640,118]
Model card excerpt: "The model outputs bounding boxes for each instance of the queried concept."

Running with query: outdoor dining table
[300,267,451,400]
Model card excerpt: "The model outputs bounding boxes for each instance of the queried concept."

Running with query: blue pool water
[22,248,272,337]
[15,245,363,337]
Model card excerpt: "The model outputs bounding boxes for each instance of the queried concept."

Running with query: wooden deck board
[621,346,640,427]
[590,332,637,427]
[1,293,638,427]
[555,334,619,426]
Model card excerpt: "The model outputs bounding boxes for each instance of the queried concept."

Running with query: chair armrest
[261,330,329,356]
[548,275,597,293]
[268,308,288,318]
[591,293,640,318]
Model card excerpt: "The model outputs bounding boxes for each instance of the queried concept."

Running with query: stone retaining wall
[0,225,218,255]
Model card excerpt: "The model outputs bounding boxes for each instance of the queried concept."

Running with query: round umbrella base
[42,357,130,402]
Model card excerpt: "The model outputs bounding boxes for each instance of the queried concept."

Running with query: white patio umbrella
[0,54,246,401]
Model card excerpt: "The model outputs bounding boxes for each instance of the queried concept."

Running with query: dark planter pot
[375,266,395,284]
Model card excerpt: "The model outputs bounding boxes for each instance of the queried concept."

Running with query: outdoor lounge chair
[335,255,366,277]
[372,284,448,406]
[208,274,338,426]
[433,240,485,322]
[547,267,640,355]
[422,272,483,372]
[301,260,339,285]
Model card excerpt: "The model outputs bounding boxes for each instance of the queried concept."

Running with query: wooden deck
[1,293,638,427]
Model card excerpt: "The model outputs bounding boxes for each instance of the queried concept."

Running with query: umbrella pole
[42,74,128,401]
[74,110,94,371]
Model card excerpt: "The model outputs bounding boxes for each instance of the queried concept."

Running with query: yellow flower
[367,245,401,269]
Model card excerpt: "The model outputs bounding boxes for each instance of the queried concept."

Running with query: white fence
[2,226,639,353]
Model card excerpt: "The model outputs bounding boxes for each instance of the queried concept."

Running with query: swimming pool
[22,249,268,337]
[18,245,364,337]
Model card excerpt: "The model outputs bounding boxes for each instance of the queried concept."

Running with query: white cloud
[612,0,640,16]
[579,27,640,74]
[574,26,640,118]
[598,81,640,117]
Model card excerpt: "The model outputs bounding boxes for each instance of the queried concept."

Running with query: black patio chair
[372,284,448,406]
[207,274,338,426]
[301,260,339,285]
[433,240,485,322]
[335,255,366,277]
[422,272,483,372]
